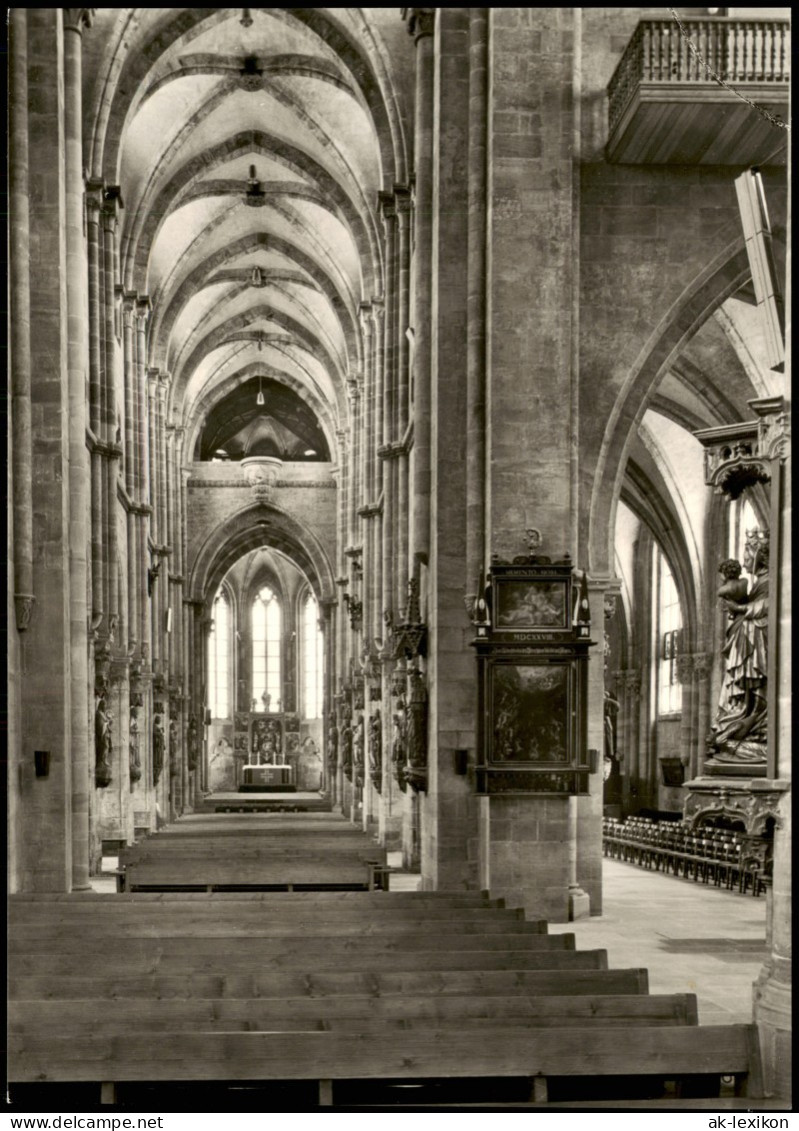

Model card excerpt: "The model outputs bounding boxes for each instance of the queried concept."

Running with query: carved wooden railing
[608,19,790,135]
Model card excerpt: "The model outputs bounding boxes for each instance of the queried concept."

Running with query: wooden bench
[8,1024,761,1103]
[118,858,389,892]
[9,966,652,1000]
[9,992,698,1033]
[9,945,610,976]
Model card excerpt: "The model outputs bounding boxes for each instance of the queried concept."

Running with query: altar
[241,763,296,792]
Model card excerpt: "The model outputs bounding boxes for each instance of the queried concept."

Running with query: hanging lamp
[256,376,265,407]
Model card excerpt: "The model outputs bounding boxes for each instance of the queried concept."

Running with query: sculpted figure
[404,668,428,792]
[369,709,382,793]
[153,714,165,784]
[392,712,406,790]
[707,532,769,764]
[186,715,199,772]
[340,708,353,781]
[129,709,142,785]
[352,715,365,787]
[327,710,339,775]
[95,694,113,788]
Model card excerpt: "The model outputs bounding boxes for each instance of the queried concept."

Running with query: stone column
[63,7,94,889]
[395,188,412,609]
[754,413,791,1099]
[23,7,74,888]
[87,184,104,628]
[10,9,35,637]
[135,301,152,659]
[466,5,488,597]
[101,195,122,635]
[677,652,695,774]
[692,652,712,779]
[404,7,435,568]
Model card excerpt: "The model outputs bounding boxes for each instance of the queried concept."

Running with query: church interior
[7,6,791,1110]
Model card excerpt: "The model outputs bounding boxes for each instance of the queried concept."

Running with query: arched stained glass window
[208,590,230,719]
[252,586,282,710]
[653,546,682,717]
[302,592,324,719]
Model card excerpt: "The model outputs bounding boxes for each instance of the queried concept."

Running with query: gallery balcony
[606,18,790,165]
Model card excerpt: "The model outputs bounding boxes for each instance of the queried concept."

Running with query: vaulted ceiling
[83,8,413,458]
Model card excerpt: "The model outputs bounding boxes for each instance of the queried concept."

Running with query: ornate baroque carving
[684,779,788,835]
[695,398,787,501]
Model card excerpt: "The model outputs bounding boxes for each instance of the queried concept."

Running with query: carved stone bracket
[694,397,787,501]
[241,456,282,502]
[683,777,789,835]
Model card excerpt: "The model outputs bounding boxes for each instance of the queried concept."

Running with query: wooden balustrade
[608,19,790,135]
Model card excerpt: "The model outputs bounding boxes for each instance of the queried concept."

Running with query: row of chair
[603,817,769,896]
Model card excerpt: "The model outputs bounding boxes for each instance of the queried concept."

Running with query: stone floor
[547,858,768,1027]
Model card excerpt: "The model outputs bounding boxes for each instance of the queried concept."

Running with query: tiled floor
[548,858,767,1026]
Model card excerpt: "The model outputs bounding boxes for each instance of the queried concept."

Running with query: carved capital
[394,185,412,214]
[379,190,396,222]
[402,7,435,41]
[692,652,713,680]
[63,8,95,34]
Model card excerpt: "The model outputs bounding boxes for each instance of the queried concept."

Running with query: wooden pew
[118,858,388,892]
[9,945,610,975]
[9,992,699,1033]
[8,966,651,1001]
[8,1024,761,1101]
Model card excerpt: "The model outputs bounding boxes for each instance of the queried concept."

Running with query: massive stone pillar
[20,7,74,889]
[479,9,586,920]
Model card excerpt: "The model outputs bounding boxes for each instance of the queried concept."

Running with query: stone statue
[153,714,165,784]
[352,715,365,788]
[369,709,382,793]
[186,715,199,772]
[340,707,353,781]
[169,713,180,777]
[404,667,427,792]
[129,708,142,785]
[707,531,769,766]
[95,693,113,788]
[327,710,339,775]
[604,688,620,761]
[392,712,406,791]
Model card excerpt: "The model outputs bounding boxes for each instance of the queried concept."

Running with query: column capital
[85,179,105,216]
[393,184,412,214]
[63,8,96,34]
[402,7,435,41]
[379,190,396,222]
[101,184,124,230]
[136,294,152,320]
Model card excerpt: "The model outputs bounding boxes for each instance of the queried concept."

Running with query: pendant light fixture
[256,376,265,407]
